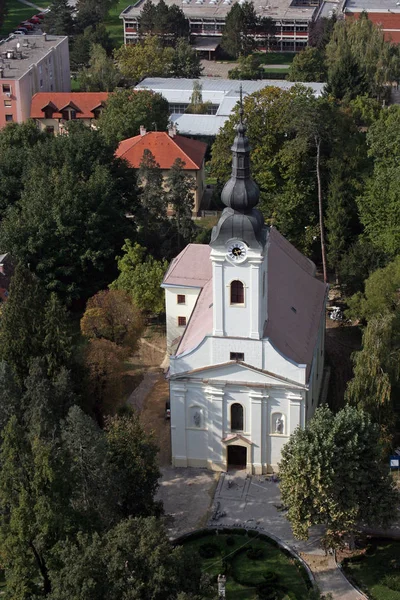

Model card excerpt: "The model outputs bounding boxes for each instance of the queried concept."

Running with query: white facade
[164,231,327,474]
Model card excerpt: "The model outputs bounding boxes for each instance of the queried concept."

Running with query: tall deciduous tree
[357,105,400,257]
[325,12,400,100]
[77,44,120,92]
[166,158,196,249]
[287,47,327,82]
[0,124,137,302]
[75,0,117,30]
[221,1,257,58]
[98,89,169,145]
[115,36,174,83]
[228,53,264,80]
[111,241,168,315]
[43,0,75,36]
[279,405,398,550]
[81,289,143,352]
[170,39,202,78]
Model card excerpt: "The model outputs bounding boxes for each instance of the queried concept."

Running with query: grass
[255,51,295,65]
[263,67,290,74]
[343,539,400,600]
[180,532,310,600]
[0,0,41,39]
[103,0,127,48]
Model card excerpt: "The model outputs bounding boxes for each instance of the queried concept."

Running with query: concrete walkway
[127,370,160,411]
[209,472,365,599]
[16,0,45,11]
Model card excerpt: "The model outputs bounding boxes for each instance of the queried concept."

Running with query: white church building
[162,106,328,474]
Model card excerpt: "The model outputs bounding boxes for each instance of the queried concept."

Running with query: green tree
[228,53,264,80]
[115,36,174,83]
[338,238,388,297]
[76,0,117,30]
[70,24,114,69]
[42,293,74,379]
[106,413,161,518]
[348,94,382,128]
[170,39,202,78]
[77,44,120,92]
[139,0,157,33]
[0,124,137,302]
[287,47,327,82]
[0,120,48,211]
[0,0,6,30]
[98,89,169,146]
[279,405,398,550]
[111,241,168,315]
[137,149,167,218]
[167,158,196,249]
[0,265,46,384]
[345,314,399,444]
[43,0,75,36]
[325,13,400,100]
[48,518,203,600]
[308,14,336,50]
[221,1,257,58]
[357,105,400,256]
[186,81,212,114]
[0,416,70,598]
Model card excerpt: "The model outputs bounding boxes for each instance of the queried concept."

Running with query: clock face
[227,241,247,262]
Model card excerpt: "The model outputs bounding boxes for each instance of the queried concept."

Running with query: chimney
[0,68,3,78]
[0,264,5,275]
[168,124,177,138]
[42,32,47,42]
[139,125,146,136]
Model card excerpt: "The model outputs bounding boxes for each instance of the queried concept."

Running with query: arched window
[231,403,244,431]
[230,280,244,304]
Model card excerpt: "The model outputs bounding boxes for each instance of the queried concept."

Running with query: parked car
[165,401,171,420]
[15,28,28,34]
[29,17,41,24]
[20,22,34,30]
[35,13,46,19]
[13,30,26,35]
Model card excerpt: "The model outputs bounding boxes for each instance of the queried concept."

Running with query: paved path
[16,0,45,11]
[127,370,160,411]
[209,472,365,599]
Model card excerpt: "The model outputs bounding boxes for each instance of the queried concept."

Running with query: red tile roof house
[30,92,109,134]
[115,126,208,215]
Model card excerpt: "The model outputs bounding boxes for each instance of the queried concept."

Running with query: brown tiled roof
[30,92,109,119]
[115,132,207,170]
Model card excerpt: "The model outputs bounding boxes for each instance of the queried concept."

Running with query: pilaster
[205,383,226,471]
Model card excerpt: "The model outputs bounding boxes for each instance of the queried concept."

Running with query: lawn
[342,539,400,600]
[104,0,128,48]
[256,52,295,65]
[180,532,310,600]
[0,0,42,39]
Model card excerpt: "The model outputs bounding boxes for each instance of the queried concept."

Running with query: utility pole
[218,574,226,599]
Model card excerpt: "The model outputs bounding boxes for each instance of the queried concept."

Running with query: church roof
[162,243,212,288]
[174,228,327,377]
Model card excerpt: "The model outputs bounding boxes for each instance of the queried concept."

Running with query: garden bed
[341,538,400,600]
[176,529,311,600]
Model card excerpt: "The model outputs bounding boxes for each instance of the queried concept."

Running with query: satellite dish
[16,42,20,49]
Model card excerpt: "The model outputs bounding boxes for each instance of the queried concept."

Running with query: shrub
[247,547,264,560]
[198,543,219,559]
[263,571,279,585]
[382,573,400,591]
[256,583,279,600]
[226,536,236,547]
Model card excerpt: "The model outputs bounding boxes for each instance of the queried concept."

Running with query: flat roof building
[0,34,70,128]
[121,0,321,51]
[343,0,400,43]
[136,77,326,136]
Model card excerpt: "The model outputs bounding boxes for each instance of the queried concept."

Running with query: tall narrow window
[231,403,244,431]
[230,280,244,304]
[178,316,186,327]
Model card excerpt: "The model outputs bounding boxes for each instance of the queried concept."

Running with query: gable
[171,361,306,389]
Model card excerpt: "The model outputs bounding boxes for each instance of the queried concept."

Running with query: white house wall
[164,286,201,352]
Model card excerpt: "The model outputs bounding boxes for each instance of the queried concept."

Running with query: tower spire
[210,89,265,248]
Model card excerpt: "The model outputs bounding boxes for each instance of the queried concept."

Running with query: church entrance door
[227,445,247,469]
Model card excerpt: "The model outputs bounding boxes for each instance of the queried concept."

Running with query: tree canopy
[76,44,120,92]
[97,89,169,146]
[0,124,137,303]
[221,1,257,58]
[287,47,326,82]
[279,405,398,549]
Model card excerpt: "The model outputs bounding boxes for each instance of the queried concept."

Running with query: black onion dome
[220,118,260,211]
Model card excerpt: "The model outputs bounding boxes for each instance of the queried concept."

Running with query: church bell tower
[209,89,268,340]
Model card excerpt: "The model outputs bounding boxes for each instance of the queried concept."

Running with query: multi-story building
[343,0,400,43]
[120,0,321,52]
[0,34,70,128]
[30,92,109,134]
